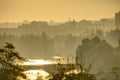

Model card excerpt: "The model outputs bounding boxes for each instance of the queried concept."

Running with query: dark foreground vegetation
[0,43,27,80]
[0,37,120,80]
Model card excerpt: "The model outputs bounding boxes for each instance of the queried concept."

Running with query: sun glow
[24,70,49,80]
[53,56,64,59]
[22,59,54,65]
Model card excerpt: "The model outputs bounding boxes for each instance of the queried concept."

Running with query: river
[19,57,65,80]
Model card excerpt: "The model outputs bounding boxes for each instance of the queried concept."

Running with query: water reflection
[19,57,64,80]
[22,59,54,65]
[24,70,49,80]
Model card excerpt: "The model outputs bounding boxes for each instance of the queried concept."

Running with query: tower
[115,11,120,29]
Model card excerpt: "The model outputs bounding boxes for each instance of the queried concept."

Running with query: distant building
[100,18,108,27]
[115,11,120,29]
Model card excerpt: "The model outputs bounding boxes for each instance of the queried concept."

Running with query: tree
[0,42,27,80]
[118,39,120,47]
[49,58,97,80]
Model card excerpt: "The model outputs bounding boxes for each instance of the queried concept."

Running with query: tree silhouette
[0,42,27,80]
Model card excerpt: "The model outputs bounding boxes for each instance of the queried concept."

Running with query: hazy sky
[0,0,120,22]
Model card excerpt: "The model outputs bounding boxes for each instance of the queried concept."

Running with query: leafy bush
[0,42,27,80]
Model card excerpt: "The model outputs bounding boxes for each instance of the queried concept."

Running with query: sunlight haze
[0,0,120,22]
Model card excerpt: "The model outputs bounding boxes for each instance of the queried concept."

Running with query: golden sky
[0,0,120,22]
